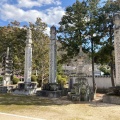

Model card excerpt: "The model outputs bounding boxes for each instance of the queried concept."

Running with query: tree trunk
[109,23,115,87]
[110,55,115,87]
[91,38,96,93]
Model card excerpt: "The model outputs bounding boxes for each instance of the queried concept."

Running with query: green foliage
[57,1,88,62]
[0,76,3,81]
[99,65,110,75]
[0,18,49,87]
[57,74,68,85]
[31,18,50,86]
[57,64,63,75]
[0,23,26,75]
[31,75,37,82]
[12,76,20,84]
[57,62,68,85]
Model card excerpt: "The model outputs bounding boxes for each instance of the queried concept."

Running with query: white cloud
[44,6,65,26]
[44,26,50,36]
[37,0,61,5]
[0,4,65,26]
[17,0,61,8]
[18,0,40,8]
[0,0,64,35]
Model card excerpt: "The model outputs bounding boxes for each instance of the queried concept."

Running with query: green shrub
[0,76,3,81]
[57,74,68,85]
[12,76,20,84]
[31,75,37,82]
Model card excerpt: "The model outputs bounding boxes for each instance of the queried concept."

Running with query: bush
[12,76,20,84]
[57,74,68,85]
[0,76,3,81]
[31,75,37,82]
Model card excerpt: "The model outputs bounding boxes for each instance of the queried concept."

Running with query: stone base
[0,85,15,93]
[103,95,120,105]
[43,83,62,91]
[0,86,7,93]
[12,88,36,95]
[36,90,62,98]
[12,82,37,95]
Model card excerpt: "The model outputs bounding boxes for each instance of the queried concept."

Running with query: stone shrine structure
[68,45,93,101]
[2,47,13,86]
[0,47,13,93]
[114,11,120,85]
[13,27,37,95]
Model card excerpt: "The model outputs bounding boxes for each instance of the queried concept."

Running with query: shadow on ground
[0,93,73,106]
[0,93,117,107]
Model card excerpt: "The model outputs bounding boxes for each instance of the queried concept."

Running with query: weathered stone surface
[114,11,120,85]
[103,95,120,105]
[36,90,61,98]
[49,26,57,83]
[24,27,32,83]
[0,86,7,93]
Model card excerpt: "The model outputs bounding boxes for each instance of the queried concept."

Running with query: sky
[0,0,76,35]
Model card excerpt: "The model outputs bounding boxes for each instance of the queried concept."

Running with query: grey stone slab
[103,95,120,105]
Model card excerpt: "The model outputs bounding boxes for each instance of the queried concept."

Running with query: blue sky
[0,0,106,34]
[0,0,76,34]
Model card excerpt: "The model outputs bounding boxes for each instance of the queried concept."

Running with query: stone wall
[70,76,116,91]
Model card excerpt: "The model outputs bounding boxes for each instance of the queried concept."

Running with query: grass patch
[0,93,55,106]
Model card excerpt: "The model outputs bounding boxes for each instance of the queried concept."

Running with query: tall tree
[57,0,101,93]
[31,18,50,87]
[0,22,26,76]
[57,0,88,63]
[94,0,120,86]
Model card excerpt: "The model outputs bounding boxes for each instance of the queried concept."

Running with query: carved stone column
[114,11,120,85]
[24,27,32,83]
[49,26,57,83]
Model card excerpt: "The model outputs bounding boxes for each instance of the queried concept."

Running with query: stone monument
[13,27,37,95]
[49,25,57,83]
[103,11,120,104]
[114,11,120,86]
[2,47,13,86]
[0,47,13,93]
[36,26,62,98]
[24,27,32,85]
[68,45,93,101]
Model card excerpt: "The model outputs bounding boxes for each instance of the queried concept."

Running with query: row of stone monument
[0,11,120,102]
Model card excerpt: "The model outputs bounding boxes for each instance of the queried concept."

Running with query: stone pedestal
[12,82,37,95]
[37,90,61,98]
[0,86,7,93]
[37,83,62,98]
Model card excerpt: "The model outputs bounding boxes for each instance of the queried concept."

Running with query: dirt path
[0,112,45,120]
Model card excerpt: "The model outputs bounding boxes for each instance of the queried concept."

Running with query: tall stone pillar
[24,27,32,83]
[114,11,120,85]
[49,26,57,83]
